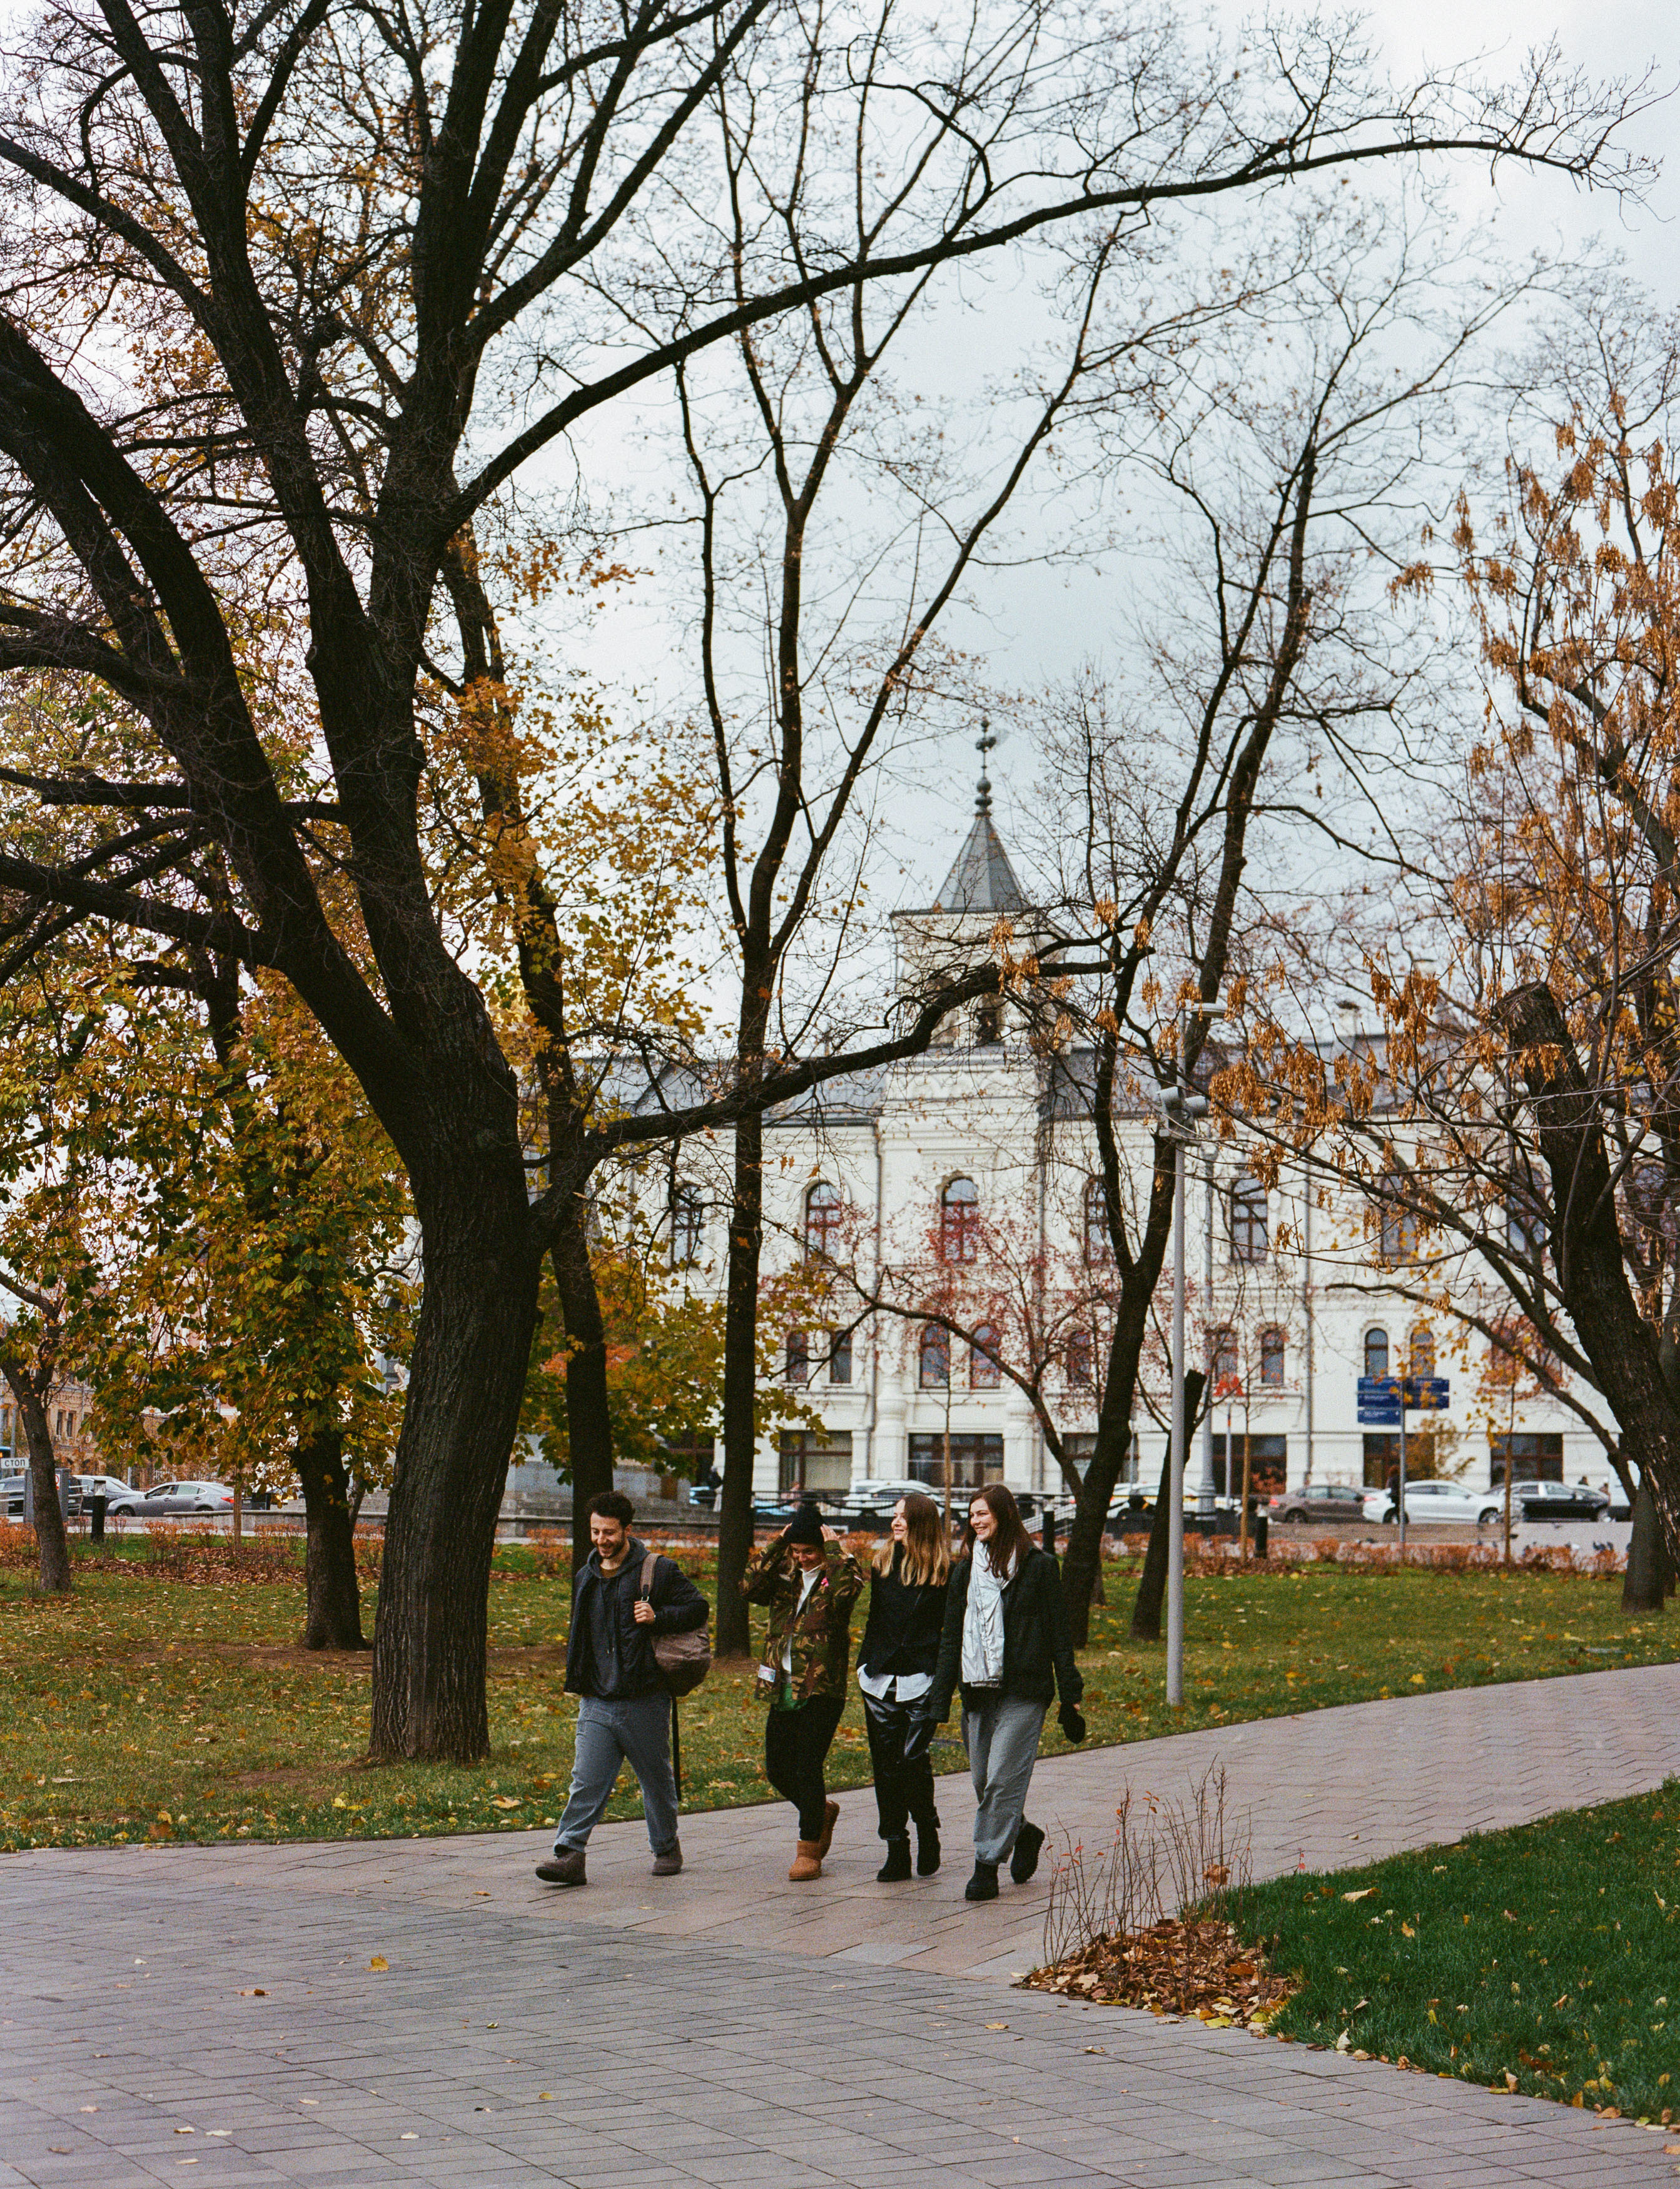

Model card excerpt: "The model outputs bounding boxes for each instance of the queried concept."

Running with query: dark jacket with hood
[564,1537,709,1700]
[929,1543,1083,1719]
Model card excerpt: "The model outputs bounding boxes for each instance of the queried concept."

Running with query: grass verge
[1,1525,1676,1853]
[1232,1782,1680,2123]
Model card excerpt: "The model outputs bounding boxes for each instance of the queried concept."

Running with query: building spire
[975,717,996,816]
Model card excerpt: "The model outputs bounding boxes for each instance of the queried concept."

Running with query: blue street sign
[1357,1403,1402,1426]
[1357,1375,1450,1414]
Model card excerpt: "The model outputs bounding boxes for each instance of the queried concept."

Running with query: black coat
[564,1538,708,1700]
[856,1556,948,1683]
[930,1544,1083,1718]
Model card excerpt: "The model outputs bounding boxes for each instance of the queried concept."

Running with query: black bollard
[90,1494,106,1544]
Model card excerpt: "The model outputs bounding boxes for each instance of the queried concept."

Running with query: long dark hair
[959,1482,1032,1576]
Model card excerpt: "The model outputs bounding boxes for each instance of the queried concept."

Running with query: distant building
[625,764,1609,1507]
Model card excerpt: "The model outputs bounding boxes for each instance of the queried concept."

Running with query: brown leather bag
[639,1552,712,1696]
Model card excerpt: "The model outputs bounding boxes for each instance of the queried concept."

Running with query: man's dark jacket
[564,1537,709,1699]
[929,1544,1083,1719]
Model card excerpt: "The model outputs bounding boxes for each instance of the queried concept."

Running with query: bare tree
[0,0,1645,1751]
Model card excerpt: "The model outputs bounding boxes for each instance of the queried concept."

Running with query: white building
[637,775,1614,1509]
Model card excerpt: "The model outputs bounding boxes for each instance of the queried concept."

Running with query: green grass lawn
[1232,1783,1680,2123]
[1,1527,1676,1854]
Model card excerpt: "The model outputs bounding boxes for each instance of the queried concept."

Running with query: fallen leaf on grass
[491,1796,521,1810]
[1342,1888,1376,1903]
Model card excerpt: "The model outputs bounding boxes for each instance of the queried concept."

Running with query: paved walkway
[3,1666,1677,2188]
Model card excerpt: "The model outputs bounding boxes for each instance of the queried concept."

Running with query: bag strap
[639,1550,660,1600]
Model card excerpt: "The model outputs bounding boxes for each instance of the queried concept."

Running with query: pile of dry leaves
[1021,1914,1297,2029]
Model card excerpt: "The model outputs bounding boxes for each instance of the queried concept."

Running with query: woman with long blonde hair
[855,1490,951,1880]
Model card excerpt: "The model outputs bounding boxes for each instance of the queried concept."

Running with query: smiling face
[590,1513,629,1565]
[968,1496,996,1542]
[789,1540,825,1572]
[890,1500,909,1544]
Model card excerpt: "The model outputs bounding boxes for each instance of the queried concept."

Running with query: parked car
[74,1474,129,1505]
[106,1479,234,1517]
[829,1478,929,1526]
[1378,1479,1502,1527]
[1505,1479,1612,1524]
[1271,1482,1369,1525]
[4,1471,84,1517]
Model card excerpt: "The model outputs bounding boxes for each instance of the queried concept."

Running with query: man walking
[536,1490,709,1888]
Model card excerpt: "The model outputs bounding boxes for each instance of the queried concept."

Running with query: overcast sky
[554,0,1677,931]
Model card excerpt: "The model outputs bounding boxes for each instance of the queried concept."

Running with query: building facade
[630,782,1613,1509]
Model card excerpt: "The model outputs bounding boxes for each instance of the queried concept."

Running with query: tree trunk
[716,1101,764,1657]
[1624,1475,1667,1614]
[298,1425,367,1650]
[369,1164,541,1762]
[549,1194,614,1572]
[1495,983,1680,1566]
[6,1371,70,1595]
[1130,1372,1207,1643]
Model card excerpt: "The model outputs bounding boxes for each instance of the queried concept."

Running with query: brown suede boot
[789,1839,823,1881]
[817,1799,839,1859]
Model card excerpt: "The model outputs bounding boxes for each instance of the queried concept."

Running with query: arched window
[1066,1331,1093,1388]
[784,1330,810,1386]
[1211,1325,1239,1385]
[1409,1324,1435,1379]
[1230,1176,1268,1263]
[804,1181,842,1261]
[970,1323,1003,1389]
[940,1176,980,1263]
[670,1181,705,1265]
[919,1322,950,1388]
[1083,1178,1113,1265]
[1364,1325,1390,1380]
[1259,1327,1285,1387]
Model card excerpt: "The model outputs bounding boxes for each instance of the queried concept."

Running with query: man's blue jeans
[554,1692,679,1856]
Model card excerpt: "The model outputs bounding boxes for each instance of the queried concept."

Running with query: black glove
[903,1701,939,1762]
[1058,1701,1086,1744]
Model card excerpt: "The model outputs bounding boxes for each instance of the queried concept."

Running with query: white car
[1376,1478,1503,1527]
[106,1479,235,1517]
[831,1478,930,1524]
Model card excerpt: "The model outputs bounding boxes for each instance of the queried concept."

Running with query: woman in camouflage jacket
[741,1501,866,1879]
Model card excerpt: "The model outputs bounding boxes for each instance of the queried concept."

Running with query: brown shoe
[650,1841,682,1877]
[535,1848,586,1887]
[817,1799,839,1859]
[789,1839,823,1881]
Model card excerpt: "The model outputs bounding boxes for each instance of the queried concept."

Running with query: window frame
[969,1323,1003,1390]
[939,1176,981,1263]
[918,1321,951,1388]
[1258,1325,1285,1388]
[804,1181,843,1262]
[1364,1325,1390,1380]
[784,1329,811,1387]
[1228,1175,1269,1263]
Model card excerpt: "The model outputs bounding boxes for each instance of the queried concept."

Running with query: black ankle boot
[915,1813,941,1876]
[876,1834,912,1883]
[1010,1819,1045,1885]
[964,1860,999,1902]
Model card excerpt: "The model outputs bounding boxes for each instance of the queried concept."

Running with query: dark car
[1508,1480,1611,1524]
[1271,1482,1369,1524]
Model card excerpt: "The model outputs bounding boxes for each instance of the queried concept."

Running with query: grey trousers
[554,1692,679,1856]
[961,1692,1048,1866]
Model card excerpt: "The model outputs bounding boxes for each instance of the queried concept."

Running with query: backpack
[639,1552,712,1696]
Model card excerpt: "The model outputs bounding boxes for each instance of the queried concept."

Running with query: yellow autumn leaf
[370,1956,388,1971]
[1342,1888,1377,1903]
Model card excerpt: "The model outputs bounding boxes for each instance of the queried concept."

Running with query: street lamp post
[1160,999,1219,1709]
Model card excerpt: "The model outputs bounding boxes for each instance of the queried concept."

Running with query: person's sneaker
[535,1848,586,1887]
[875,1834,912,1883]
[1010,1819,1046,1885]
[651,1841,683,1877]
[964,1860,999,1902]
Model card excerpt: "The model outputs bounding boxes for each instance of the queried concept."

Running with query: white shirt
[856,1664,932,1702]
[779,1565,821,1676]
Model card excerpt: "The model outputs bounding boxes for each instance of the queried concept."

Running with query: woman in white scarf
[926,1482,1086,1902]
